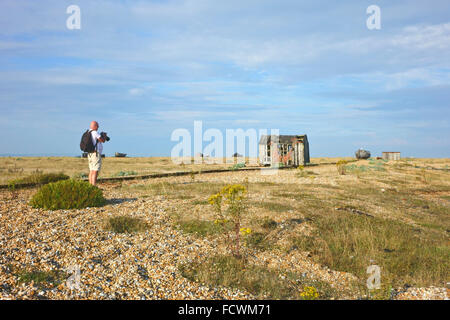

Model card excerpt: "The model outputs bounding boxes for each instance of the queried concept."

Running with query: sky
[0,0,449,157]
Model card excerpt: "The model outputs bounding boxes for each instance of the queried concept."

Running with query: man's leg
[88,154,93,184]
[90,170,98,186]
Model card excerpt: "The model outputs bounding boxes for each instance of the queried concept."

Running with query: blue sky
[1,0,449,157]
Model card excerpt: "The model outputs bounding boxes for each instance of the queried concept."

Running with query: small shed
[382,152,401,161]
[259,134,310,166]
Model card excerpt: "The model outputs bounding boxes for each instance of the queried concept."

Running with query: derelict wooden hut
[259,135,310,166]
[382,152,401,161]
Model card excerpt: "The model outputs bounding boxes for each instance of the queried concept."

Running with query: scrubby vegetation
[290,212,449,288]
[17,269,66,286]
[4,157,449,299]
[230,162,246,170]
[209,184,248,257]
[164,159,450,298]
[176,219,228,237]
[10,264,67,288]
[336,159,348,175]
[114,170,138,177]
[30,179,105,210]
[8,171,69,186]
[105,215,149,234]
[0,156,231,185]
[73,172,88,179]
[179,255,337,299]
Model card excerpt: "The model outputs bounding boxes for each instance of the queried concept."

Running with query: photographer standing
[88,121,105,186]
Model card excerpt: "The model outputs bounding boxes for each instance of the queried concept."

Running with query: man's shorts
[88,152,102,171]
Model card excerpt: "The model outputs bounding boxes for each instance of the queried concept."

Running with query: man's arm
[92,131,105,143]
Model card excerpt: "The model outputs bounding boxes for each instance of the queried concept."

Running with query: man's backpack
[80,130,97,153]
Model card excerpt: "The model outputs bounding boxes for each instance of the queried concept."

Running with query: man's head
[90,121,99,131]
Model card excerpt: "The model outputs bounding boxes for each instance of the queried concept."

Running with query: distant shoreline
[0,154,165,158]
[0,155,449,159]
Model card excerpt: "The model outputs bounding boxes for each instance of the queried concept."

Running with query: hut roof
[259,134,307,145]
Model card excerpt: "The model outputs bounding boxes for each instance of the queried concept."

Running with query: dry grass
[105,215,150,234]
[0,156,238,185]
[130,157,449,296]
[3,156,449,298]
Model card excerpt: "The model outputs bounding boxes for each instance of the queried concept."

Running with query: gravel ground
[0,188,253,300]
[0,170,447,300]
[392,287,448,300]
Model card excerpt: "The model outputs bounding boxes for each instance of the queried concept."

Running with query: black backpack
[80,130,97,153]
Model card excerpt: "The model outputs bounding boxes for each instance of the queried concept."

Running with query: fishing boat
[115,152,127,158]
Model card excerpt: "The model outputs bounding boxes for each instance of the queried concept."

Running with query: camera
[100,132,110,141]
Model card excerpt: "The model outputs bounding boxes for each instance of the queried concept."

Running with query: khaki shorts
[88,152,102,171]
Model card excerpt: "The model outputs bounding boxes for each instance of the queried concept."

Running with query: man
[88,121,105,186]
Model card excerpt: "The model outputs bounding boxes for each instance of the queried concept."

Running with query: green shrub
[30,179,106,210]
[115,171,138,177]
[8,172,69,186]
[230,162,245,171]
[106,215,149,233]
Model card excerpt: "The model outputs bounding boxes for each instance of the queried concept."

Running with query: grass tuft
[105,216,149,234]
[14,268,67,287]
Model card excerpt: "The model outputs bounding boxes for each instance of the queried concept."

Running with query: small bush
[208,184,248,257]
[336,160,348,175]
[9,172,69,186]
[106,216,149,234]
[30,179,105,210]
[230,163,245,171]
[115,171,138,177]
